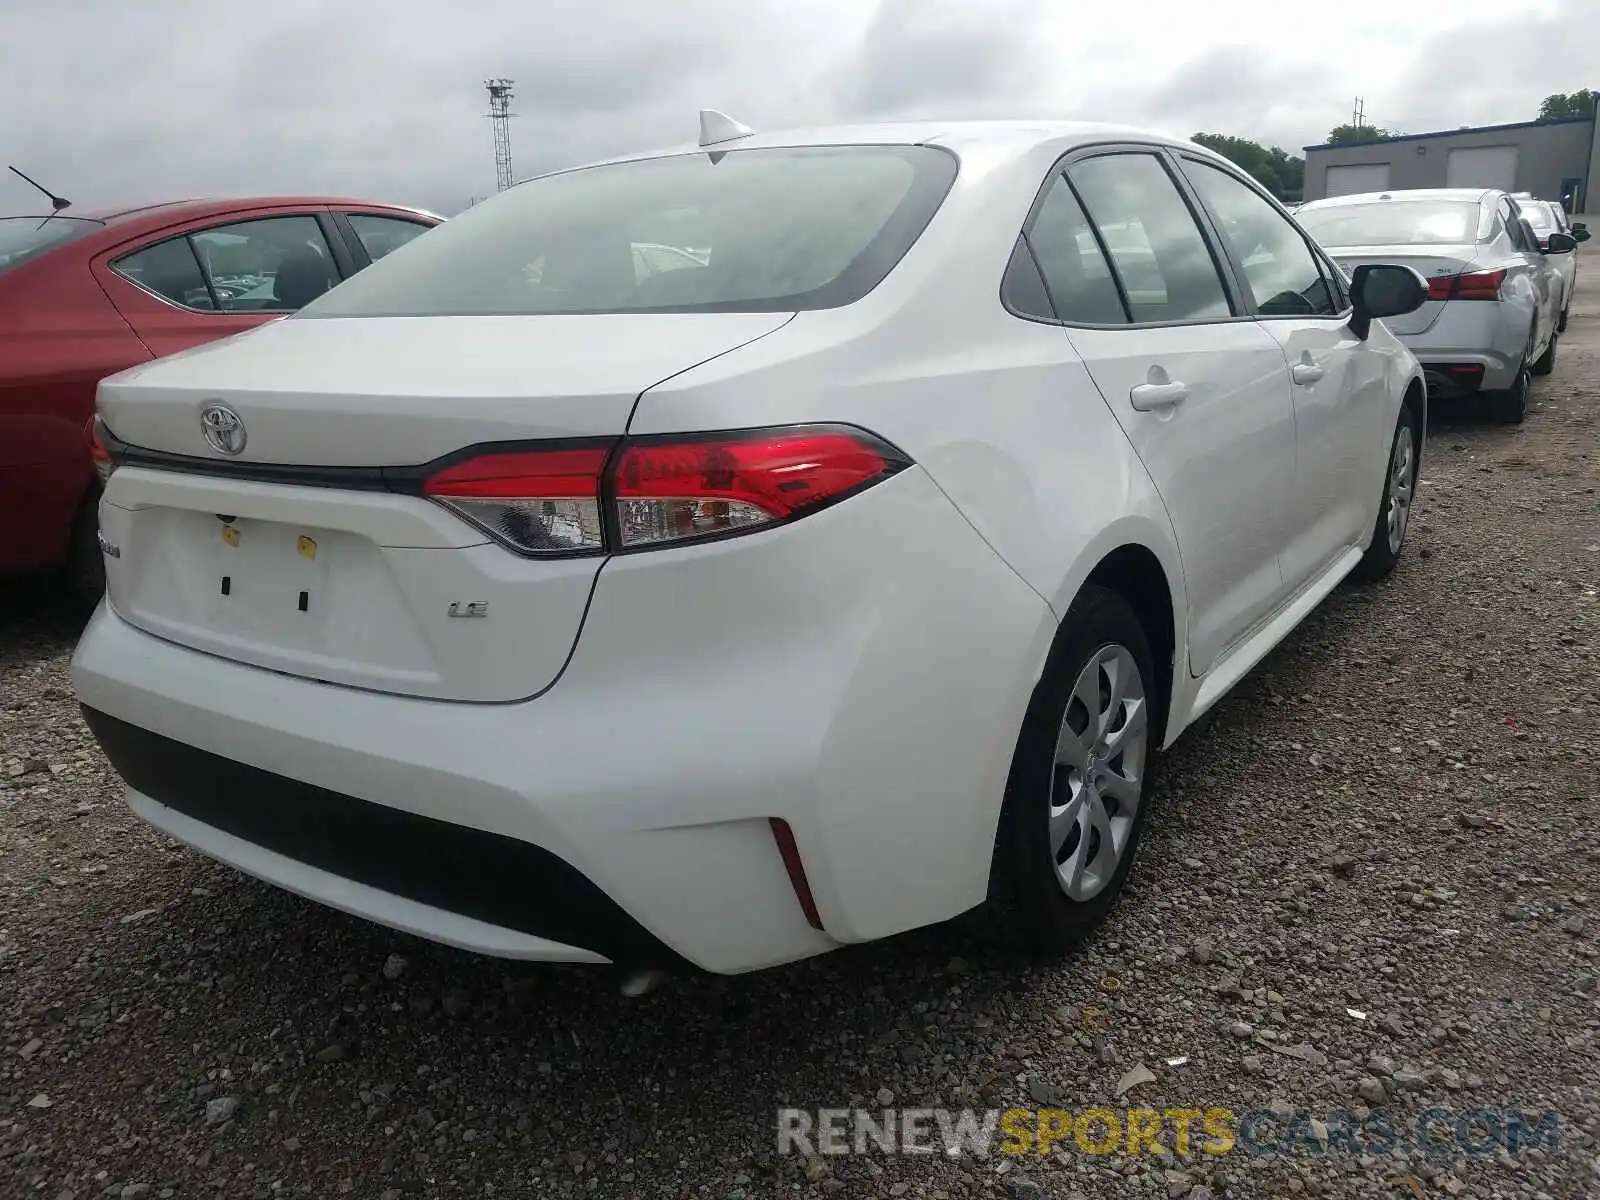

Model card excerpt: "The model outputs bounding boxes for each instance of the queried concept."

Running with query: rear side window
[300,145,958,317]
[0,216,104,274]
[112,238,211,309]
[1021,174,1127,324]
[114,216,341,313]
[193,216,340,311]
[1067,153,1232,324]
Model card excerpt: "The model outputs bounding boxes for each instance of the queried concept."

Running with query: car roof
[1300,188,1498,209]
[528,119,1211,178]
[8,196,442,232]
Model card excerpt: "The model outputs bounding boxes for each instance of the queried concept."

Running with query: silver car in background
[1297,188,1574,423]
[1518,199,1589,331]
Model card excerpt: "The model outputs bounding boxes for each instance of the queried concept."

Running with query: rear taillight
[419,424,909,557]
[423,445,611,555]
[613,428,903,549]
[1428,268,1506,302]
[86,417,115,486]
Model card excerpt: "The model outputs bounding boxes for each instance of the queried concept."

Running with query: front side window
[301,145,958,317]
[1184,160,1335,317]
[1067,153,1232,324]
[347,213,432,262]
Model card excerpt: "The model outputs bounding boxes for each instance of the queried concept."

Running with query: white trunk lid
[96,312,791,702]
[1326,244,1482,335]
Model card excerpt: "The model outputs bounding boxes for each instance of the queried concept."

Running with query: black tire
[1558,304,1569,334]
[1486,350,1530,424]
[1531,329,1557,376]
[66,493,106,609]
[1350,400,1420,583]
[967,585,1159,956]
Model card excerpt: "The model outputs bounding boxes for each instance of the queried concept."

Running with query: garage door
[1446,145,1518,190]
[1324,163,1392,196]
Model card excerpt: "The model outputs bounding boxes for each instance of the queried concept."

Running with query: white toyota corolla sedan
[74,116,1430,976]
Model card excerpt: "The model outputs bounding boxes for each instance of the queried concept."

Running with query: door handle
[1291,362,1324,386]
[1129,381,1189,411]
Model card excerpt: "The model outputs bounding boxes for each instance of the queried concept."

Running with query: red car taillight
[86,417,115,486]
[420,425,910,557]
[1427,268,1506,302]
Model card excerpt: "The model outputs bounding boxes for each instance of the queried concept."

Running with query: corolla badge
[198,402,247,456]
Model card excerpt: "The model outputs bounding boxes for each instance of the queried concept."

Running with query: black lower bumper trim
[81,706,692,970]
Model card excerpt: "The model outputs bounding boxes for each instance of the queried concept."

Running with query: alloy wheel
[1385,424,1416,555]
[1048,644,1149,901]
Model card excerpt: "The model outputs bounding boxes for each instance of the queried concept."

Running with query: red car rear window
[0,216,104,274]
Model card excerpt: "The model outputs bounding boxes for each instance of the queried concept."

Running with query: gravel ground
[3,263,1598,1200]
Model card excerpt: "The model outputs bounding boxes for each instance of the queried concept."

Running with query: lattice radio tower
[485,78,517,192]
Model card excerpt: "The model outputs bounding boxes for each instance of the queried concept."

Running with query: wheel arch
[1080,544,1177,747]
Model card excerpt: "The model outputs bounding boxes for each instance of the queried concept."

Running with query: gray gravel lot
[3,262,1598,1200]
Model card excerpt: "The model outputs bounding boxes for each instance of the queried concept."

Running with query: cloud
[1,0,1594,216]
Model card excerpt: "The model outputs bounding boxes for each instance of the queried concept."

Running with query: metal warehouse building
[1303,114,1600,208]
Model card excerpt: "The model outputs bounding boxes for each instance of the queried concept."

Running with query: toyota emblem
[199,403,247,456]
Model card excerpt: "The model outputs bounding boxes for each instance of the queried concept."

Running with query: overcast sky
[2,0,1595,217]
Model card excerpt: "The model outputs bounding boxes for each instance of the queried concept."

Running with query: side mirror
[1545,232,1578,254]
[1572,225,1591,243]
[1348,264,1428,340]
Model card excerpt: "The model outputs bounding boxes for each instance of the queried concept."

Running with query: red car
[0,196,443,601]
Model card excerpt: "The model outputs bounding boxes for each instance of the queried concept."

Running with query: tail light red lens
[614,428,904,549]
[1428,268,1506,302]
[419,425,909,557]
[86,417,115,486]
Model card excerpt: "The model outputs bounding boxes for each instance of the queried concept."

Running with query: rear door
[1025,147,1298,677]
[1177,154,1387,588]
[92,208,353,358]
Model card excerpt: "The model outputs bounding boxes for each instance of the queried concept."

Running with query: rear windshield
[300,145,958,317]
[0,216,103,273]
[1296,201,1485,247]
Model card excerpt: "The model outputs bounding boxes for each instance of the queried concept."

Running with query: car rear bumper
[73,467,1056,974]
[1398,301,1527,392]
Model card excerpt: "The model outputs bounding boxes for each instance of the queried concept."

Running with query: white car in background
[75,117,1429,978]
[1296,188,1574,423]
[1518,198,1586,331]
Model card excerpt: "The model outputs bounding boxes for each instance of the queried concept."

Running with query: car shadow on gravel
[0,577,90,652]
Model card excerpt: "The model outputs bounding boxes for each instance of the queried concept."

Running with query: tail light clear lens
[418,425,909,557]
[614,428,906,548]
[86,417,115,486]
[422,446,610,556]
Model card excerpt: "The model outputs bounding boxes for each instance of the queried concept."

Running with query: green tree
[1191,133,1305,202]
[1537,90,1598,121]
[1324,123,1391,145]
